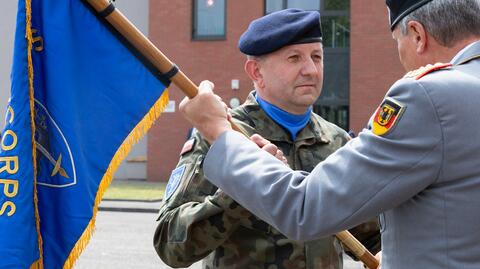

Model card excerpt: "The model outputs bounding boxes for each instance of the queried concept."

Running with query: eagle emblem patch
[372,97,405,136]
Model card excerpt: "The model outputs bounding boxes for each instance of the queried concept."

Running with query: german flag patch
[372,97,405,136]
[180,138,195,156]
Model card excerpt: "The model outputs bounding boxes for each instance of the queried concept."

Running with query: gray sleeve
[203,80,443,241]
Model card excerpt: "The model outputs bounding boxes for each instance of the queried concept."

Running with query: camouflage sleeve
[153,133,251,267]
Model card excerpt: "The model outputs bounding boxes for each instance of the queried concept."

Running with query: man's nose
[301,58,319,76]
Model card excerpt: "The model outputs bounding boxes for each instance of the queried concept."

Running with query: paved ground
[74,200,364,269]
[74,210,201,269]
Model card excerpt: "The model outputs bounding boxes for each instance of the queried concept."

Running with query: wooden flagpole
[83,1,379,268]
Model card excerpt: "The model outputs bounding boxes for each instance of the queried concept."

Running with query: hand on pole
[179,80,231,143]
[250,134,289,166]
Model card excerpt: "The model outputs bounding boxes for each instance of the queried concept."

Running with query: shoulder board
[403,62,452,80]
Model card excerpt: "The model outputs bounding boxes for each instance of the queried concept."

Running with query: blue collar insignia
[256,94,312,140]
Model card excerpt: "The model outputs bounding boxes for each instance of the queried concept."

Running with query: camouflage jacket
[154,92,380,269]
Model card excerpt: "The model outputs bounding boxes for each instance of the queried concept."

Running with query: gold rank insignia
[372,97,405,136]
[403,62,452,80]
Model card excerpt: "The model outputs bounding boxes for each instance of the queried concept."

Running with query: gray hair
[399,0,480,47]
[246,55,265,62]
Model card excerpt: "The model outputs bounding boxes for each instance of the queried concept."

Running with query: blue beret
[386,0,434,30]
[238,9,322,56]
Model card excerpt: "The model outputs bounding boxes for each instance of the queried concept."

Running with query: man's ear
[407,21,428,54]
[244,59,264,88]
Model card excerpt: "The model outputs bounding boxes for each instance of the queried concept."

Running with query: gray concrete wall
[0,0,150,180]
[110,1,150,180]
[0,1,17,125]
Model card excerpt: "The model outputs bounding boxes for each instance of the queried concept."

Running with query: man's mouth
[296,84,316,88]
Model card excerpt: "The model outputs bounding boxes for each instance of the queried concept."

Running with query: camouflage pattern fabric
[154,92,380,269]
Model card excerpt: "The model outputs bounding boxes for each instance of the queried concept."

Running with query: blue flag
[1,0,170,268]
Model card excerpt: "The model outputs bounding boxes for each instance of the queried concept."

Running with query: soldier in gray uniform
[179,0,480,269]
[154,9,380,269]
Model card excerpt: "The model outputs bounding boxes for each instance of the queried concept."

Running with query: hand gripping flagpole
[83,1,379,268]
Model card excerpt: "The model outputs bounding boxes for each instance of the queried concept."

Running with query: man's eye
[288,55,300,61]
[312,54,322,61]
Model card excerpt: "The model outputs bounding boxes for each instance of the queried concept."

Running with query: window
[193,0,226,40]
[265,0,351,130]
[266,0,283,14]
[287,0,320,10]
[325,0,350,11]
[320,16,350,48]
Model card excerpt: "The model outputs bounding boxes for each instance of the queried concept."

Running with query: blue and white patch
[164,165,186,200]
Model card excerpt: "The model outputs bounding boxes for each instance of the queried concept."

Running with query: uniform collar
[255,94,312,140]
[239,91,330,143]
[450,40,480,66]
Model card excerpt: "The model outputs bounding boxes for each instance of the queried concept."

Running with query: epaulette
[403,62,452,80]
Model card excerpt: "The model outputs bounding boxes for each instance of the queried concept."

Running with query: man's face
[392,26,420,71]
[256,43,323,114]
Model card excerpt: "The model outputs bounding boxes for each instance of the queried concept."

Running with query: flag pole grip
[336,231,379,269]
[84,1,379,268]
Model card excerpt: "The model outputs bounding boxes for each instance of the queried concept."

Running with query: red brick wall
[349,1,405,133]
[147,0,263,181]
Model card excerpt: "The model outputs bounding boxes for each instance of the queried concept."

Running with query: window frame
[192,0,227,41]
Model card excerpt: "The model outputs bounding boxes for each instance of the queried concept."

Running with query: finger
[222,101,229,111]
[273,149,289,166]
[274,150,282,159]
[179,96,191,114]
[250,134,270,148]
[199,80,214,93]
[226,108,233,122]
[274,149,286,161]
[262,143,278,156]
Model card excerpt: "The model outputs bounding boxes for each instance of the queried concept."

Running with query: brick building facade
[350,1,405,132]
[147,0,406,182]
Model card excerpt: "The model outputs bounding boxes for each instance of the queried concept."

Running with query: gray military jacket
[202,41,480,269]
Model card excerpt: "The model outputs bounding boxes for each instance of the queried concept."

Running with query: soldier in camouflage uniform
[154,9,380,269]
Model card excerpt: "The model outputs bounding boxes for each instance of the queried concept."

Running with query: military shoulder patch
[403,62,452,80]
[164,165,186,200]
[372,97,406,136]
[180,138,195,156]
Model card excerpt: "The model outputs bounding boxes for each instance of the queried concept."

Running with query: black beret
[386,0,434,30]
[238,9,322,56]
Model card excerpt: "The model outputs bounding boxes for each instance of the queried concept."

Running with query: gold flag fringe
[62,89,170,269]
[30,260,42,269]
[26,0,44,268]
